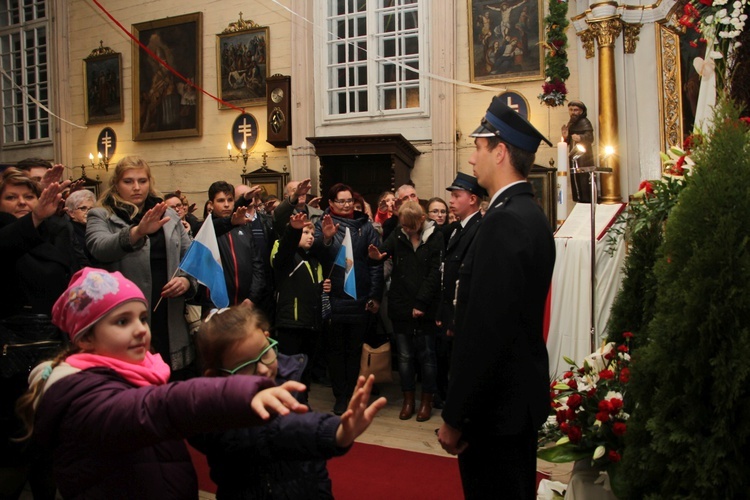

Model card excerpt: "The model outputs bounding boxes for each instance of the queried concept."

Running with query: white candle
[557,140,568,173]
[556,139,569,229]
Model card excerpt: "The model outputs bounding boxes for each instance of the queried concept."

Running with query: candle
[556,138,569,229]
[557,139,568,173]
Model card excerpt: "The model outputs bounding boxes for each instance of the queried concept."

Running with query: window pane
[358,90,367,112]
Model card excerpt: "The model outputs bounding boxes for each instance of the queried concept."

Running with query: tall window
[326,0,423,117]
[0,0,49,146]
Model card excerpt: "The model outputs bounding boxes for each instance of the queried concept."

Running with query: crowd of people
[0,95,555,499]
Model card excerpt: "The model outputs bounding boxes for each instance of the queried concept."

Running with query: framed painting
[529,164,557,231]
[83,43,123,124]
[217,14,269,109]
[469,0,545,84]
[241,166,288,198]
[132,12,202,141]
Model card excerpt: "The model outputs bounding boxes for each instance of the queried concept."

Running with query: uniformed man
[437,96,556,499]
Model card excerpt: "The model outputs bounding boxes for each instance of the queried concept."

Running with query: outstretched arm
[335,375,387,447]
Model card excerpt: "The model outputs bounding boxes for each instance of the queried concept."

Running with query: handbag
[360,340,393,384]
[0,314,65,379]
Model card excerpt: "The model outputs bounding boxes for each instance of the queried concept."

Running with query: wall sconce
[228,141,250,173]
[89,152,110,171]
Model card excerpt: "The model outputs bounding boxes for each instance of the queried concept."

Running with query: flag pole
[153,267,181,312]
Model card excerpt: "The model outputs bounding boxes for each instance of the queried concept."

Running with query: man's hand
[437,423,468,455]
[40,164,64,189]
[231,206,249,226]
[292,178,312,204]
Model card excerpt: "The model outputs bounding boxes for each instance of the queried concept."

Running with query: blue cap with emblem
[469,96,553,153]
[446,172,488,198]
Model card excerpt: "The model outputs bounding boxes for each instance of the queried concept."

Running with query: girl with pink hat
[15,267,309,498]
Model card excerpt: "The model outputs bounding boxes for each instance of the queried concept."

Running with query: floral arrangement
[537,333,632,469]
[538,0,570,107]
[678,0,749,85]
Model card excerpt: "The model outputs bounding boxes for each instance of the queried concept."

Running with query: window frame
[0,0,51,148]
[318,0,429,125]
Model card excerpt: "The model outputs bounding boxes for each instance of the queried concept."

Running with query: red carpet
[189,441,549,498]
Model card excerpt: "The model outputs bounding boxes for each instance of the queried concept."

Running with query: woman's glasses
[219,338,279,375]
[331,199,354,206]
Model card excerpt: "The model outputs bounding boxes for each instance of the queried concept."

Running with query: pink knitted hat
[52,267,147,342]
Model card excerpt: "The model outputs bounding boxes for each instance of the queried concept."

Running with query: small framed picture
[83,44,123,125]
[216,15,269,109]
[529,164,557,231]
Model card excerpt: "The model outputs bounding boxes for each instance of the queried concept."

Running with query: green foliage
[619,99,750,498]
[605,176,688,348]
[539,0,570,106]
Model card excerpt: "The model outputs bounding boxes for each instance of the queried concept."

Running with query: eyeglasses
[331,199,354,206]
[167,202,184,209]
[219,338,279,375]
[75,206,93,213]
[429,209,447,215]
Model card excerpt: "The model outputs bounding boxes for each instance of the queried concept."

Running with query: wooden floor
[306,376,574,484]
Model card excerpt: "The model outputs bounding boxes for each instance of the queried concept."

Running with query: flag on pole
[178,213,229,308]
[333,227,357,299]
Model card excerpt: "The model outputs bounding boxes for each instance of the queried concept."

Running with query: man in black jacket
[434,172,486,409]
[437,97,556,499]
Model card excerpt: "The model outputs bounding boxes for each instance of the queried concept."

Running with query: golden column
[588,16,622,203]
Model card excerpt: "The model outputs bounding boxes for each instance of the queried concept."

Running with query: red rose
[588,387,597,398]
[566,408,576,421]
[741,117,750,125]
[619,367,631,383]
[617,345,629,353]
[598,400,612,412]
[638,181,653,194]
[689,40,698,48]
[568,426,582,443]
[608,450,621,463]
[596,411,610,422]
[563,371,574,379]
[622,331,634,339]
[605,350,616,360]
[612,422,627,436]
[699,0,713,5]
[609,398,623,412]
[567,394,583,409]
[560,422,569,434]
[556,409,568,423]
[599,370,615,380]
[567,379,578,390]
[673,155,686,175]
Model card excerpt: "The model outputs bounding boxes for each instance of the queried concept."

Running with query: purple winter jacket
[33,366,275,499]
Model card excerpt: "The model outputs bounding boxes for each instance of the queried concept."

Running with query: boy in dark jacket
[271,213,331,403]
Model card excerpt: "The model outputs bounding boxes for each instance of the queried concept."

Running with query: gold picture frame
[529,164,557,231]
[83,43,123,125]
[216,14,269,109]
[241,166,288,199]
[132,12,202,141]
[469,0,545,84]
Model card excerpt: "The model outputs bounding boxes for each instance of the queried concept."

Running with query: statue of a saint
[562,100,597,203]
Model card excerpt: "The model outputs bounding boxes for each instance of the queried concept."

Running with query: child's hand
[368,244,385,261]
[322,279,331,293]
[250,380,309,420]
[289,212,308,229]
[335,375,387,447]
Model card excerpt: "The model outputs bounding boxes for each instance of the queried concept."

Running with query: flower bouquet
[537,333,632,470]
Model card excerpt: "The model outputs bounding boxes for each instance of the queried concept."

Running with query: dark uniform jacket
[443,182,555,437]
[436,211,482,332]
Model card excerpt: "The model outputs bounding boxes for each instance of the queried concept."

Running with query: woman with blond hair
[85,156,197,379]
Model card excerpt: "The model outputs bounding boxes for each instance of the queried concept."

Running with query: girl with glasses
[426,197,449,228]
[191,300,386,499]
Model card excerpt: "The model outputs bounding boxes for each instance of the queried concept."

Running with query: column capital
[623,22,643,54]
[587,16,622,48]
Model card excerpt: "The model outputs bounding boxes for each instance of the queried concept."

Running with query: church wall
[66,0,293,206]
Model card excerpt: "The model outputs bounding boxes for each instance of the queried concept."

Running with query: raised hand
[250,380,309,420]
[368,244,386,261]
[40,164,64,189]
[293,178,312,201]
[31,182,64,227]
[321,214,339,240]
[231,206,249,226]
[132,202,169,241]
[335,375,387,447]
[289,212,308,229]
